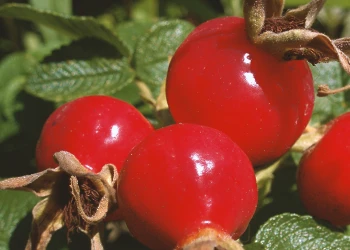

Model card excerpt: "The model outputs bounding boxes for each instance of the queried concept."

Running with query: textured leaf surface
[0,190,39,249]
[25,58,135,102]
[29,0,72,44]
[252,213,350,250]
[135,20,194,90]
[310,62,350,125]
[0,4,129,57]
[116,21,153,56]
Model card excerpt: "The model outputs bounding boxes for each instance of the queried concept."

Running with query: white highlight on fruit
[243,53,251,64]
[243,72,258,87]
[190,153,214,177]
[105,125,120,144]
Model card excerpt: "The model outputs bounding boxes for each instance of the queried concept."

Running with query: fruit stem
[317,84,350,97]
[178,228,244,250]
[291,126,324,153]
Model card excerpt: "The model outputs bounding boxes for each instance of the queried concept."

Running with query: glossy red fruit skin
[36,95,154,173]
[166,16,314,167]
[118,123,258,250]
[297,113,350,227]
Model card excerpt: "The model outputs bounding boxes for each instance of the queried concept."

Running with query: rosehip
[166,16,314,167]
[36,95,154,173]
[297,112,350,227]
[118,123,257,250]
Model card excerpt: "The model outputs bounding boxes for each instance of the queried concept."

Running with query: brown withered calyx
[244,0,350,96]
[0,151,118,250]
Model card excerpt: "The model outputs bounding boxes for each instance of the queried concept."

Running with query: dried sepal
[265,0,284,18]
[334,38,350,56]
[284,0,325,28]
[70,177,109,224]
[54,151,118,225]
[83,224,105,250]
[54,151,91,176]
[26,198,64,250]
[0,151,120,249]
[244,0,266,39]
[243,0,350,95]
[177,228,244,250]
[0,167,63,197]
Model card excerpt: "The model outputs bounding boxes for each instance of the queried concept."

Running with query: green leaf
[0,53,37,143]
[220,0,243,17]
[310,62,349,125]
[131,0,158,22]
[252,213,350,250]
[342,13,350,37]
[285,0,350,8]
[172,0,218,21]
[116,21,154,56]
[0,190,39,249]
[245,155,306,240]
[244,243,266,250]
[135,20,194,92]
[113,81,141,105]
[29,0,71,15]
[25,58,135,102]
[29,0,72,44]
[0,3,129,57]
[255,158,283,209]
[0,76,26,144]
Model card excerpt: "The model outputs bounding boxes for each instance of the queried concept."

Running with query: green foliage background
[0,0,350,249]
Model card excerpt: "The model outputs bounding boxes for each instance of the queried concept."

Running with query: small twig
[317,84,350,97]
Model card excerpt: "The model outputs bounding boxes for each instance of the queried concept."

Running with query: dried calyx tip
[317,84,350,97]
[244,0,350,95]
[179,228,244,250]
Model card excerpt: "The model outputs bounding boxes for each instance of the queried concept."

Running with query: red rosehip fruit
[297,112,350,227]
[118,123,257,250]
[166,16,314,167]
[36,95,154,173]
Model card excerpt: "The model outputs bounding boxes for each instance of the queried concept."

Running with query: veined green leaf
[0,3,129,57]
[116,21,154,56]
[0,190,39,249]
[135,20,194,93]
[310,62,349,125]
[25,58,135,102]
[29,0,72,44]
[250,213,350,250]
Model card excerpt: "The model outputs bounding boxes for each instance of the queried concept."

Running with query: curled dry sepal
[243,0,350,96]
[0,151,118,250]
[178,228,244,250]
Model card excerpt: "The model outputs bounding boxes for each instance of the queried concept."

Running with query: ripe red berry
[297,113,350,227]
[118,123,257,250]
[166,16,314,167]
[36,95,154,173]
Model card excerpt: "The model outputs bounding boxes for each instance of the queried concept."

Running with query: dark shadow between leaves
[104,231,150,250]
[47,227,90,250]
[0,92,55,177]
[42,37,123,64]
[242,155,307,243]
